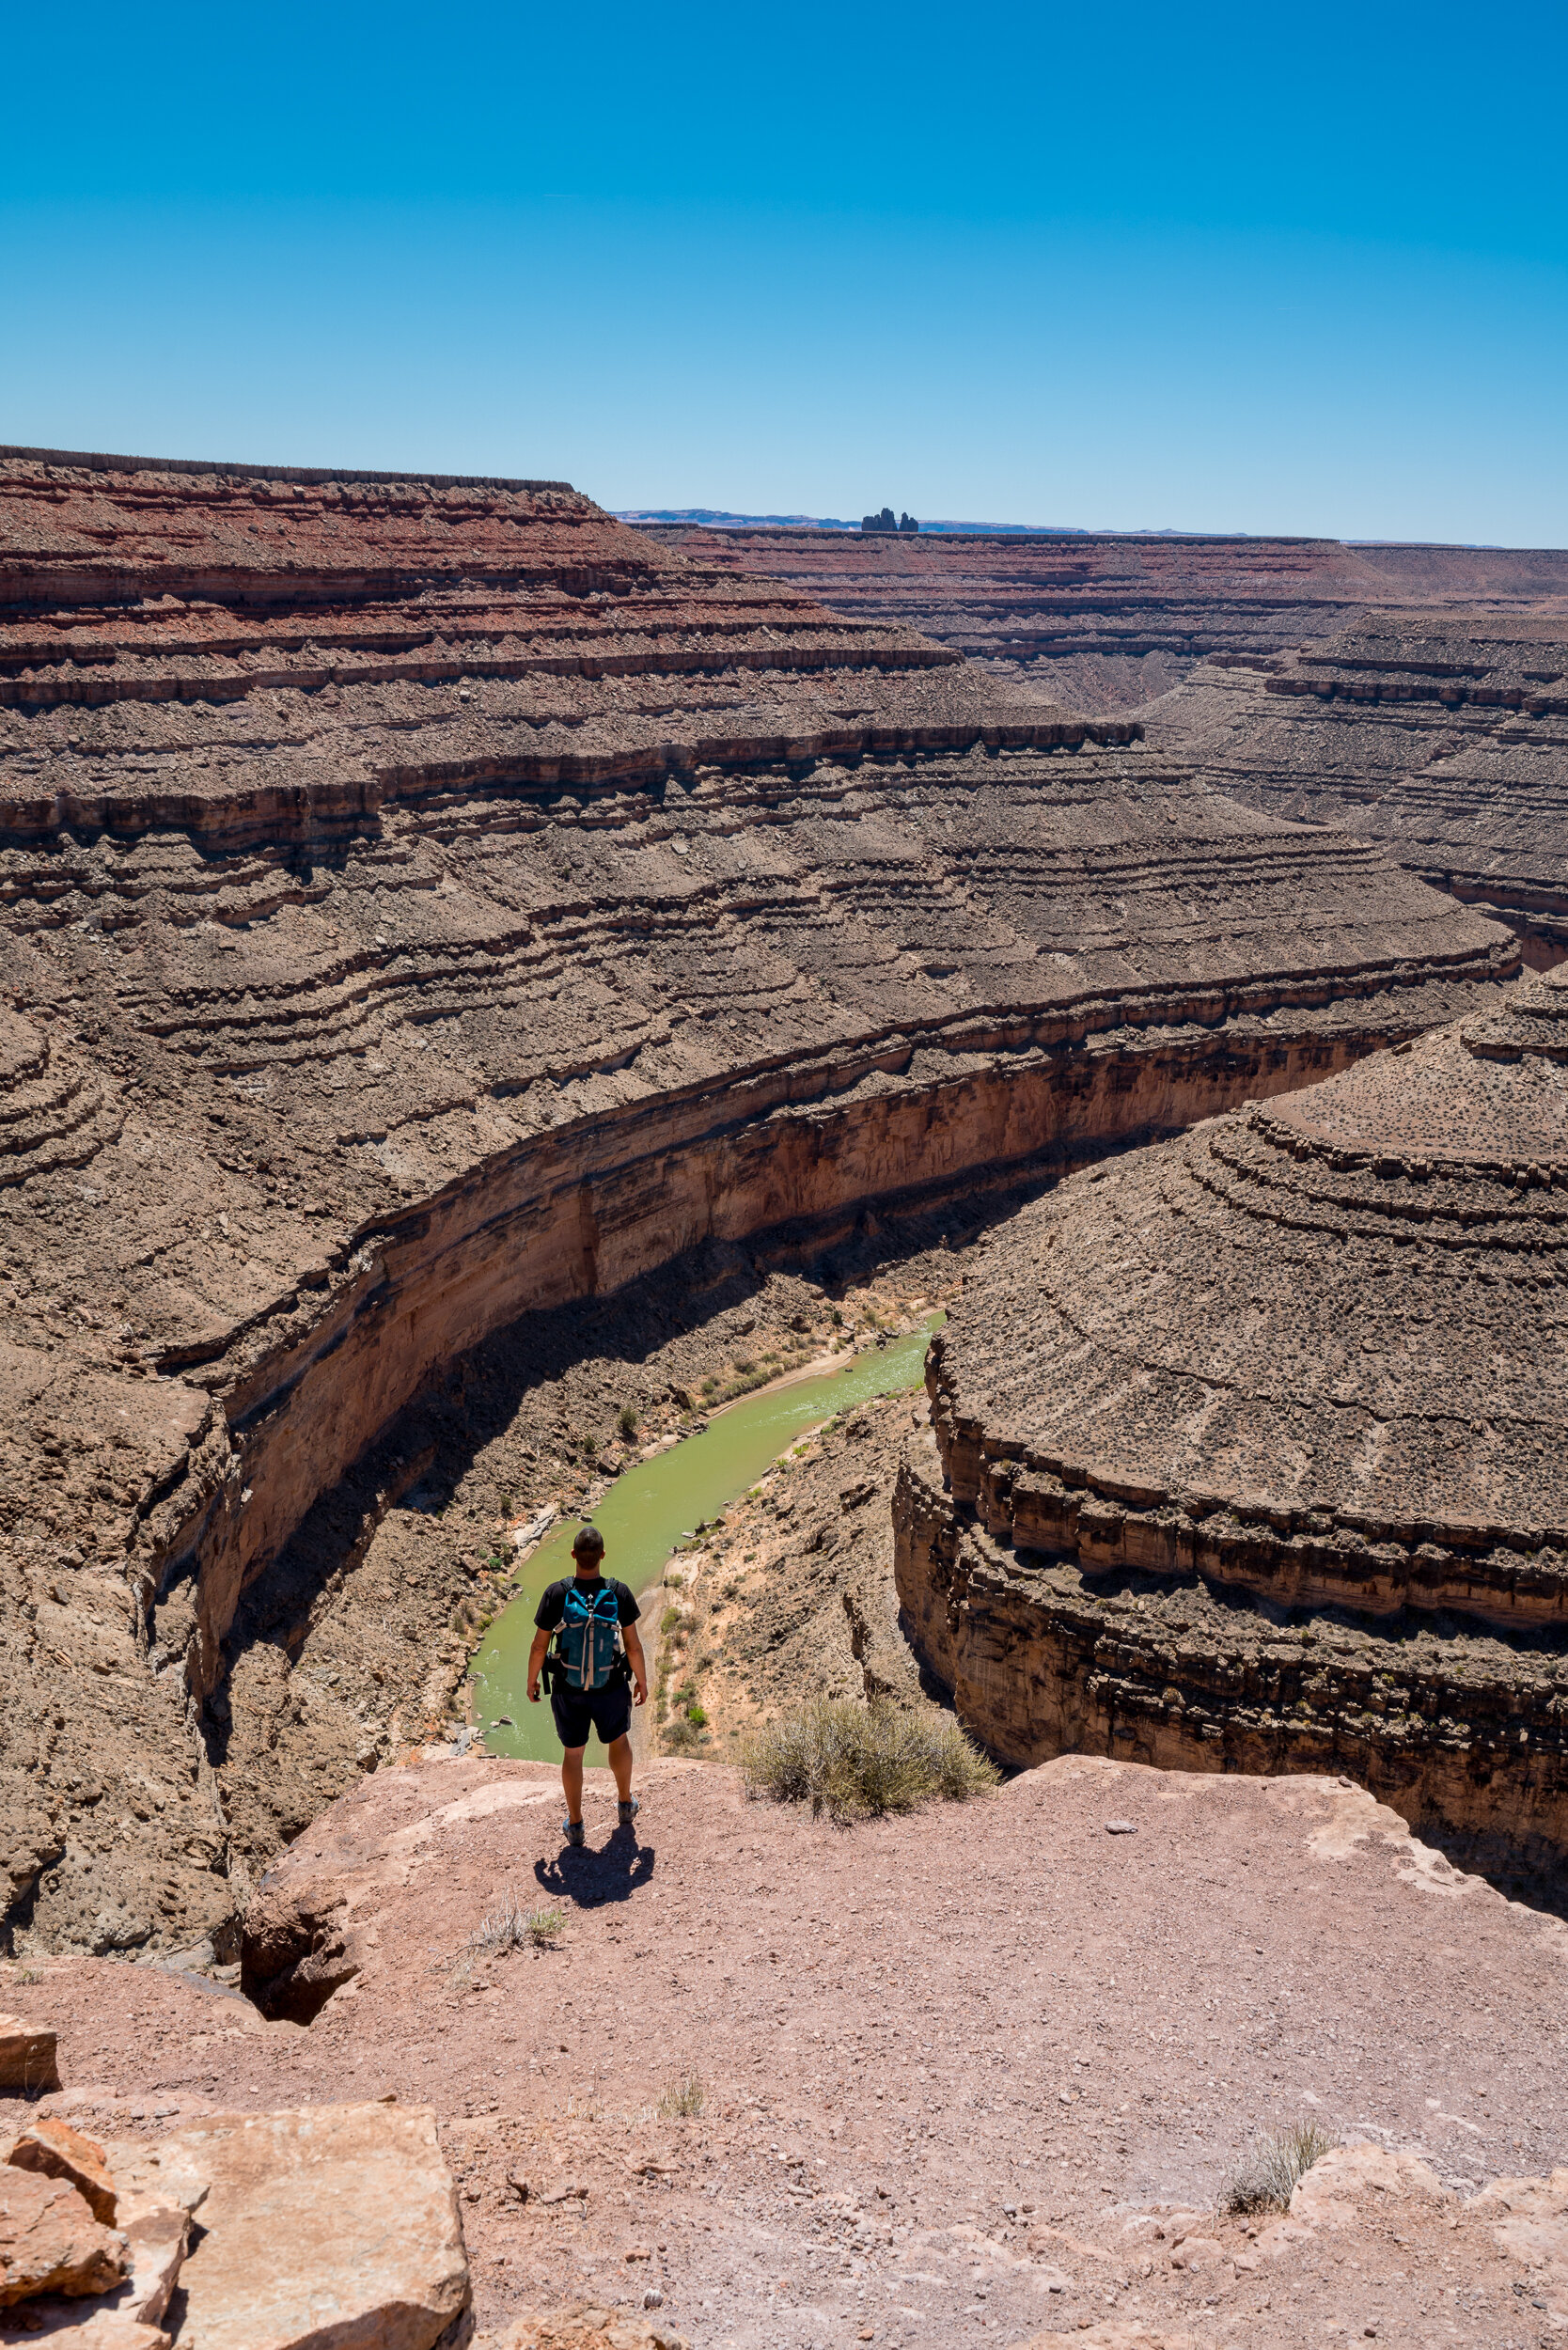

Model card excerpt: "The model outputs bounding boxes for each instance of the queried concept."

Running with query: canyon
[895,964,1568,1892]
[1,443,1566,2348]
[631,520,1568,716]
[0,446,1519,1964]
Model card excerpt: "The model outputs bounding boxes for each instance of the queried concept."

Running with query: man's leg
[606,1732,634,1805]
[561,1745,587,1825]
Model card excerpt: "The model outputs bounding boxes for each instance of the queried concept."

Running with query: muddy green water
[471,1316,943,1762]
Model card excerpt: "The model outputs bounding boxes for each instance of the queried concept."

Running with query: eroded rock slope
[898,964,1568,1890]
[1147,612,1568,964]
[0,447,1516,1955]
[635,522,1568,715]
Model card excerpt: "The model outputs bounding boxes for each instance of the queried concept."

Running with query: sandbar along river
[471,1315,943,1762]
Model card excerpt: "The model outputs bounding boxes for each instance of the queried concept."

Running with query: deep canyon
[0,446,1520,1962]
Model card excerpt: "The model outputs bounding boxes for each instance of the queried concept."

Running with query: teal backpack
[550,1581,626,1691]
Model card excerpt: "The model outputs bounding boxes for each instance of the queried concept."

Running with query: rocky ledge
[897,966,1568,1888]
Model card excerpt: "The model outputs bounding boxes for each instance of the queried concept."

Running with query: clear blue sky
[4,1,1565,542]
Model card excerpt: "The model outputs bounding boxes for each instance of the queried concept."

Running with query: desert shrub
[463,1894,565,1958]
[659,2071,705,2118]
[1222,2123,1335,2216]
[662,1716,707,1754]
[742,1698,997,1824]
[618,1402,639,1439]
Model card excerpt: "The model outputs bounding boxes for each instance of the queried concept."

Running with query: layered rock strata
[0,448,1517,1952]
[634,523,1568,715]
[897,967,1568,1887]
[1147,613,1568,964]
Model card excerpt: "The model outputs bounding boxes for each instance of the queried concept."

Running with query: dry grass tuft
[459,1893,566,1962]
[1222,2123,1336,2215]
[741,1697,997,1823]
[659,2071,706,2119]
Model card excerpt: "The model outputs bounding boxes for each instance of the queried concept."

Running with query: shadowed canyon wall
[0,448,1520,1953]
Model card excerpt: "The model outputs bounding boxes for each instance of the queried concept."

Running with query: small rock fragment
[1105,1821,1137,1836]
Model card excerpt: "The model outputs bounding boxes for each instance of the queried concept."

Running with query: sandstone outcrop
[156,2103,470,2350]
[8,2121,118,2222]
[0,2168,127,2306]
[897,964,1568,1885]
[634,522,1568,714]
[0,448,1520,1954]
[0,2022,58,2094]
[1146,612,1568,964]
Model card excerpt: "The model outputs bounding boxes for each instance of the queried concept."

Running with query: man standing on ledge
[527,1524,648,1847]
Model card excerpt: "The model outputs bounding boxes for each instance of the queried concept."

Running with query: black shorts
[550,1679,633,1750]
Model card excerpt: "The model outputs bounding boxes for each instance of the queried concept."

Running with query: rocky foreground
[0,1756,1564,2347]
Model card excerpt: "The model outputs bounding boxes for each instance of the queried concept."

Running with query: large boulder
[155,2102,469,2350]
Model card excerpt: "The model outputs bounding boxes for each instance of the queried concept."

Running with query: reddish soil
[4,1756,1565,2347]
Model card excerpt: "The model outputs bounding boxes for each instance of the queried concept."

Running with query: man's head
[572,1524,605,1576]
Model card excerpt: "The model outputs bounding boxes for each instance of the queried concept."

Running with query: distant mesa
[898,964,1568,1890]
[642,519,1568,717]
[861,507,919,535]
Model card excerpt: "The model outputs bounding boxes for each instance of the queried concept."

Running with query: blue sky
[4,0,1565,541]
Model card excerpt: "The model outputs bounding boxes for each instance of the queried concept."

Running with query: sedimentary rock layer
[634,523,1568,715]
[897,968,1568,1879]
[1147,613,1568,964]
[0,449,1515,1953]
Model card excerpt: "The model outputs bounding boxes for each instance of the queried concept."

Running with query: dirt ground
[5,1754,1566,2349]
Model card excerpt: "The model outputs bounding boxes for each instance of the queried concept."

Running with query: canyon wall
[0,448,1518,1952]
[895,970,1568,1885]
[633,522,1568,716]
[1145,613,1568,965]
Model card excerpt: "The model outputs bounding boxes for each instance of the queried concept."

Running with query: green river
[470,1315,943,1762]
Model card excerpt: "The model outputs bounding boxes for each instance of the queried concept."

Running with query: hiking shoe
[563,1817,586,1847]
[619,1797,640,1828]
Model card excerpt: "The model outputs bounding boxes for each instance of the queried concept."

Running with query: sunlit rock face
[0,447,1514,1953]
[1146,612,1568,966]
[899,967,1568,1890]
[630,519,1568,715]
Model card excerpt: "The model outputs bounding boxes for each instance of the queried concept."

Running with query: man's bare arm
[526,1625,550,1702]
[625,1622,648,1705]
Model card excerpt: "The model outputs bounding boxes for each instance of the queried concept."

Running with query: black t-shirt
[535,1575,640,1632]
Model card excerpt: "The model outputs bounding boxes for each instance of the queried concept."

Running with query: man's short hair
[572,1523,605,1559]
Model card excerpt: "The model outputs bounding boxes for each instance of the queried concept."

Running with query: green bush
[741,1698,997,1824]
[618,1403,639,1439]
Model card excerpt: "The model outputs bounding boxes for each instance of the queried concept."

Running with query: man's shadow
[535,1821,654,1906]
